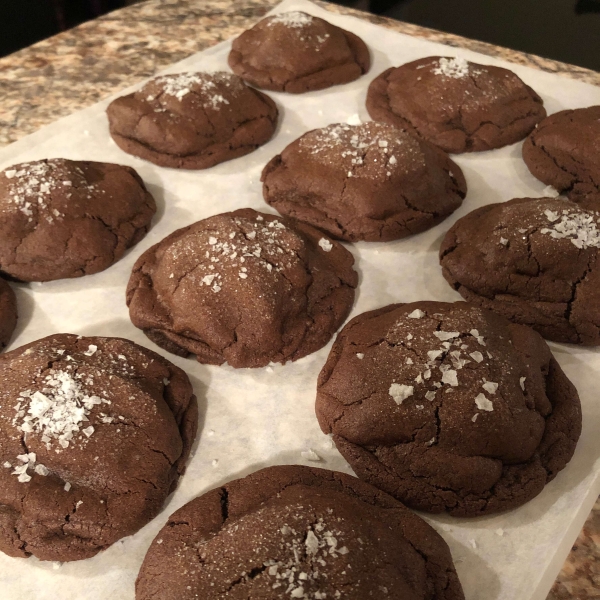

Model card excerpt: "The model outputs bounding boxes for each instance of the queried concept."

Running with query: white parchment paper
[1,1,599,598]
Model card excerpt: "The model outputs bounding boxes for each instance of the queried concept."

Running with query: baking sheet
[1,1,599,598]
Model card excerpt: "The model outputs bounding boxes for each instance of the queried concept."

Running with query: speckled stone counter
[0,1,598,597]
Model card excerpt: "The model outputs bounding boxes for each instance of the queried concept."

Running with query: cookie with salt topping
[126,208,357,368]
[136,465,465,600]
[262,122,467,242]
[441,197,600,344]
[522,106,600,207]
[107,71,278,169]
[316,301,581,517]
[0,334,197,562]
[0,159,155,282]
[228,11,370,93]
[367,56,546,154]
[0,278,17,351]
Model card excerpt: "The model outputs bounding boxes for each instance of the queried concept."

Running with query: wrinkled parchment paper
[1,1,599,598]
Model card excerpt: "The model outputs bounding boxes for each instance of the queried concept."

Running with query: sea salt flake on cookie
[475,393,493,411]
[482,381,498,395]
[318,238,333,252]
[389,383,414,405]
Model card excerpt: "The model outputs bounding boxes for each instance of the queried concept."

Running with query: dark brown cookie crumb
[136,465,465,600]
[0,334,198,562]
[107,71,278,169]
[228,11,370,93]
[126,208,357,368]
[262,121,467,242]
[367,56,546,154]
[316,301,581,517]
[0,159,156,282]
[440,197,600,344]
[522,106,600,208]
[0,278,17,351]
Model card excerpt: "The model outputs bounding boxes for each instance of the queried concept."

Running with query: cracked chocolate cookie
[366,56,546,154]
[262,122,467,242]
[126,208,357,368]
[440,197,600,344]
[0,159,155,282]
[228,11,370,93]
[107,71,278,169]
[136,465,465,600]
[0,278,17,351]
[316,301,581,517]
[0,333,197,562]
[523,106,600,207]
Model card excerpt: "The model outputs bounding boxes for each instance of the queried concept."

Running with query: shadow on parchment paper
[445,538,503,599]
[342,242,365,308]
[6,283,40,348]
[362,45,393,83]
[144,181,167,226]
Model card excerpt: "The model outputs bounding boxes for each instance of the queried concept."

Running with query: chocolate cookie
[136,465,465,600]
[0,278,17,351]
[127,208,357,368]
[107,71,278,169]
[262,122,467,242]
[523,106,600,207]
[440,197,600,345]
[228,11,370,93]
[0,159,155,282]
[316,301,581,517]
[366,56,546,154]
[0,334,198,562]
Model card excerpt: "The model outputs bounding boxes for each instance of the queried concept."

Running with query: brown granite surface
[0,1,598,598]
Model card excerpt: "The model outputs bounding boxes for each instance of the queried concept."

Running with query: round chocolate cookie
[0,334,197,562]
[0,159,155,282]
[316,301,581,517]
[366,56,546,154]
[523,106,600,207]
[126,208,357,368]
[0,278,17,351]
[440,197,600,345]
[107,71,278,169]
[136,465,465,600]
[228,11,370,93]
[262,121,467,242]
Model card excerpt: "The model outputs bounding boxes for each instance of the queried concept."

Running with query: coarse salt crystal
[269,11,314,28]
[389,383,413,405]
[433,331,459,341]
[407,309,425,319]
[441,369,458,387]
[543,186,560,198]
[427,350,443,362]
[301,449,321,462]
[318,238,333,252]
[482,381,498,395]
[469,351,484,363]
[475,393,493,411]
[433,57,470,78]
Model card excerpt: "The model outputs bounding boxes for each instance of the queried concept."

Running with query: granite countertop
[0,1,598,597]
